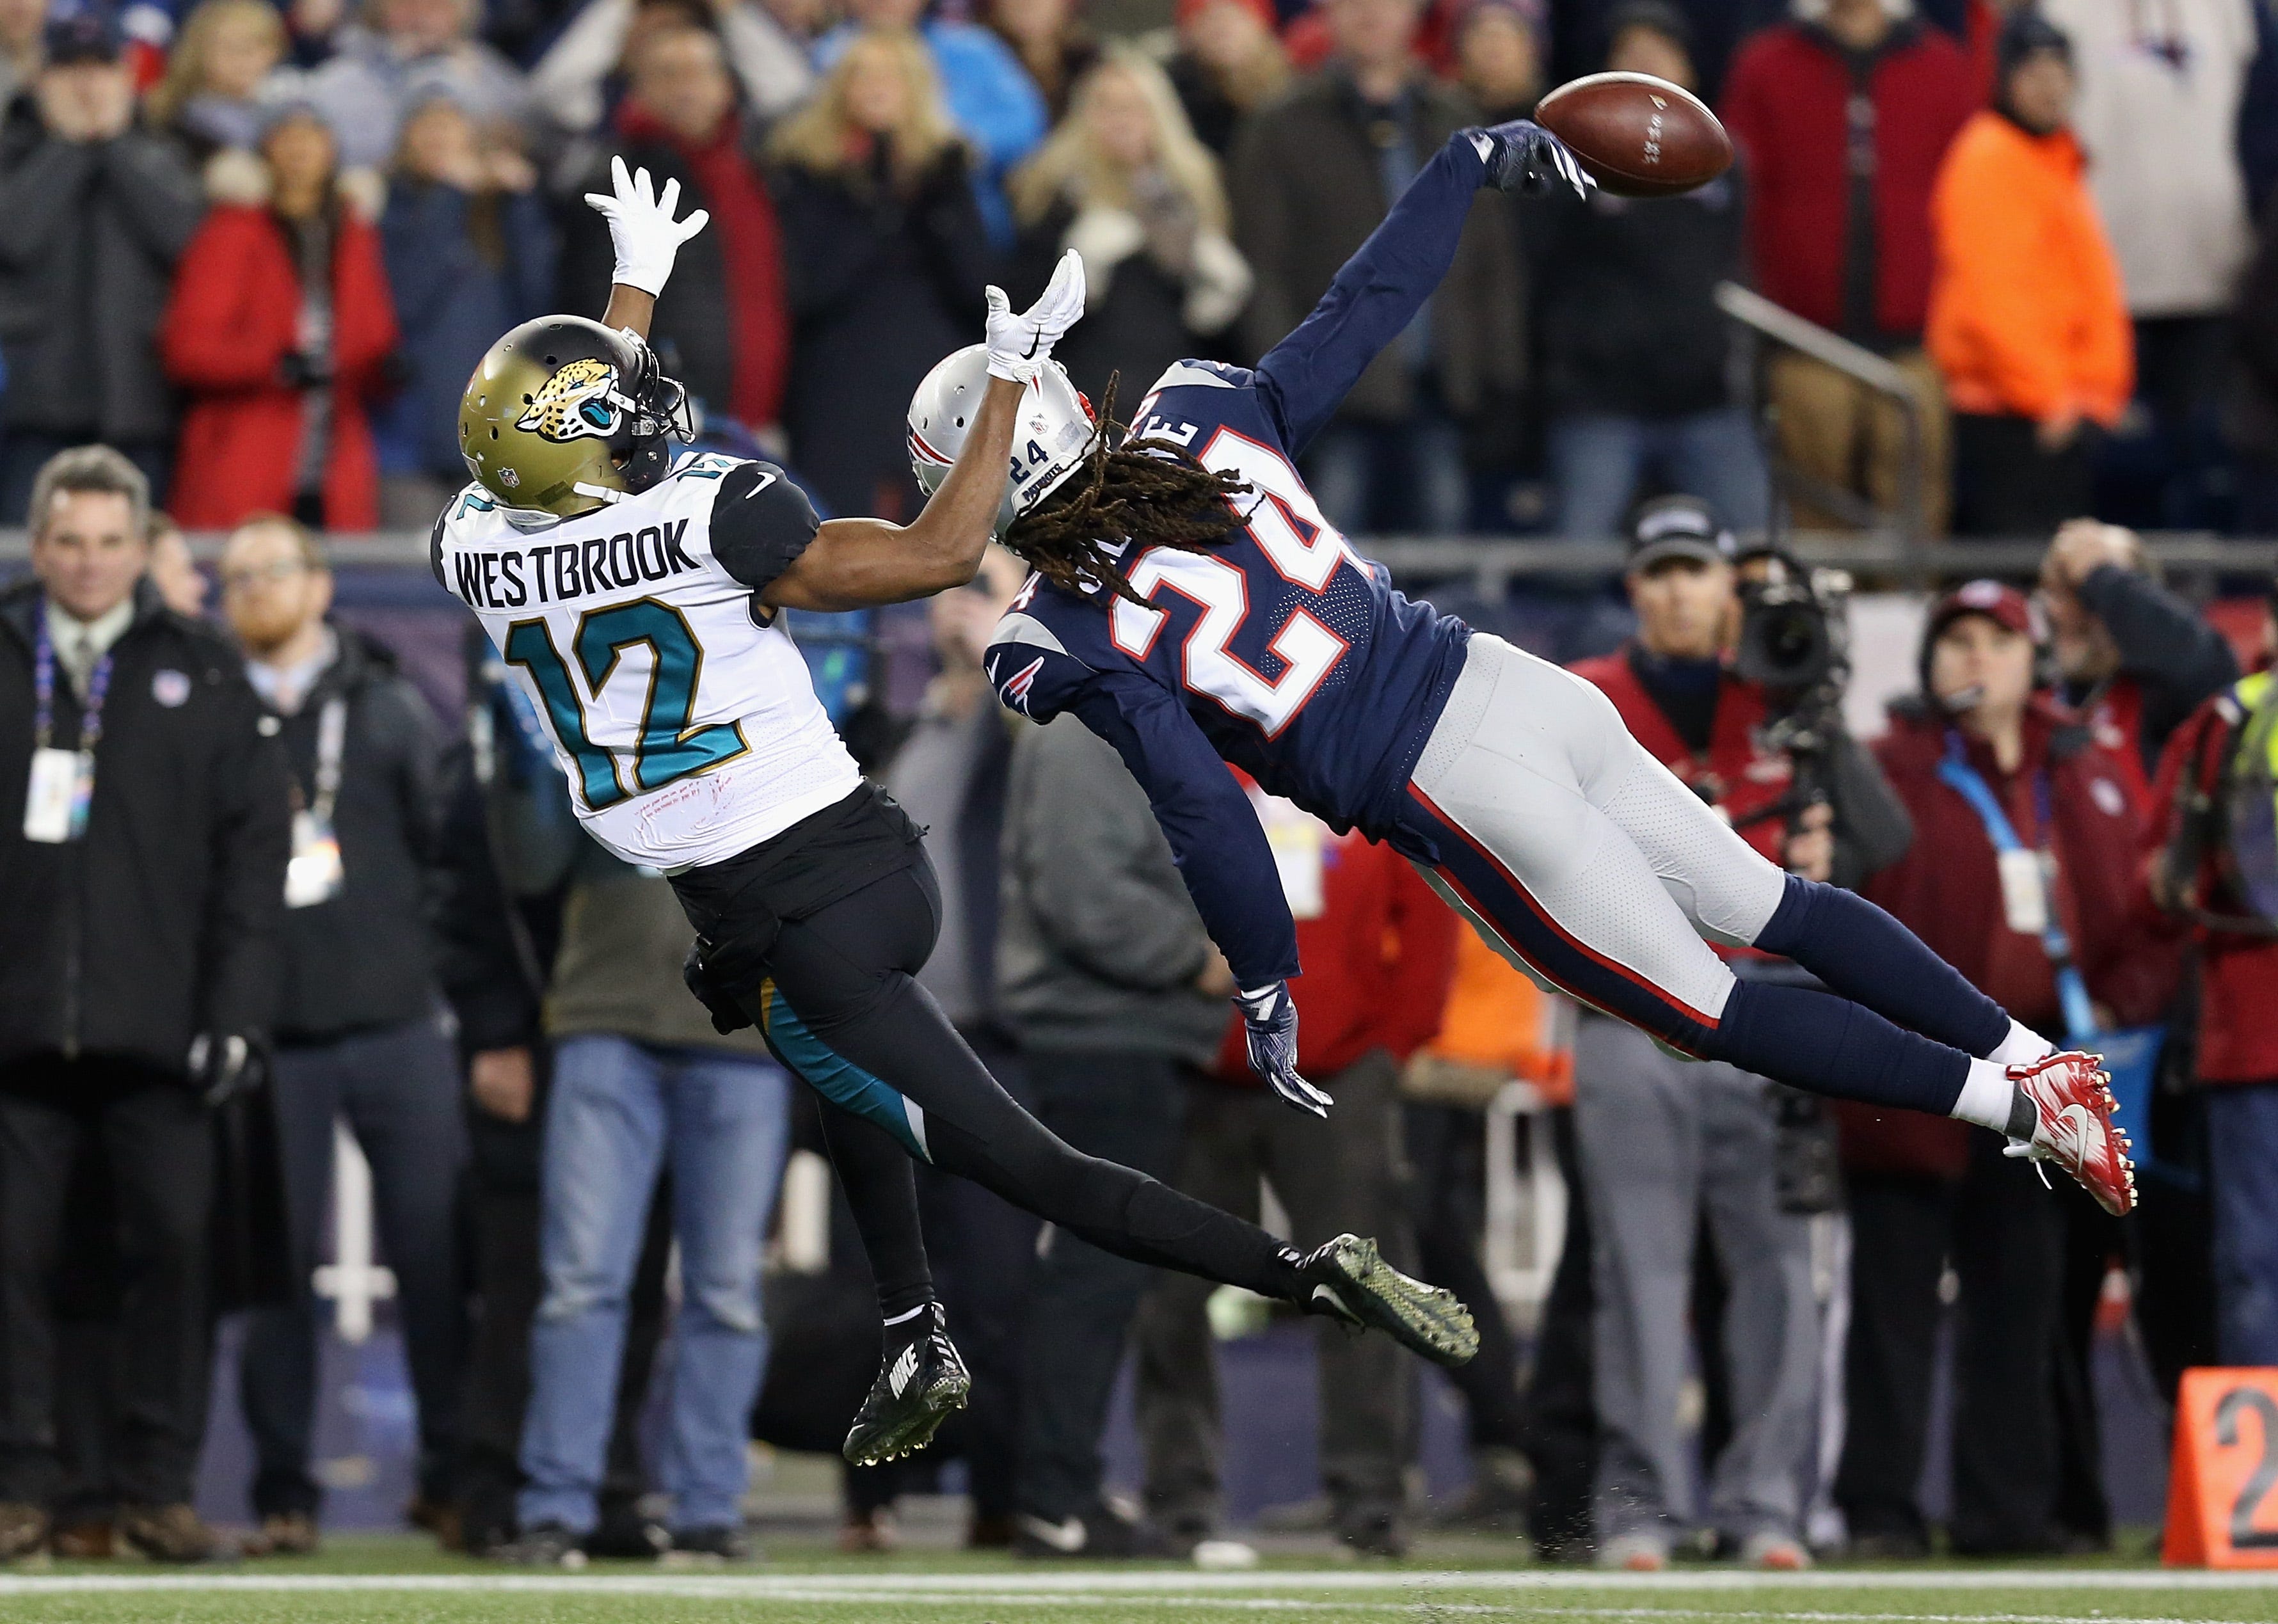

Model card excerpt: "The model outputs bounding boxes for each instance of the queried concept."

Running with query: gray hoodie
[996,713,1227,1062]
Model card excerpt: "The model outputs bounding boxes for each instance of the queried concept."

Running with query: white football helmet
[907,344,1094,537]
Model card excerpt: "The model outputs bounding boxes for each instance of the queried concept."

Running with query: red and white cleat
[2003,1051,2136,1216]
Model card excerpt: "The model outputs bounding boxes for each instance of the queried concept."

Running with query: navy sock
[1710,979,1970,1116]
[1752,873,2009,1058]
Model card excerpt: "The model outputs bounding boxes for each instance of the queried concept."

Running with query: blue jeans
[2208,1083,2278,1365]
[520,1037,792,1534]
[1548,408,1769,539]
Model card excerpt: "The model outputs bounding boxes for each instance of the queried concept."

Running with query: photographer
[1563,498,1909,1572]
[1838,582,2170,1557]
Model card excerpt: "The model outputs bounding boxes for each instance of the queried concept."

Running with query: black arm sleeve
[709,460,822,596]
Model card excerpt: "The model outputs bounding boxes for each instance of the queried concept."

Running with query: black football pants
[676,857,1303,1314]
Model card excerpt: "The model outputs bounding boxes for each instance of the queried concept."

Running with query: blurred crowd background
[0,0,2266,537]
[4,0,2278,1580]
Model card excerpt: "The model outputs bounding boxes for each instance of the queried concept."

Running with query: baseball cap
[44,8,123,66]
[1627,495,1736,573]
[1924,578,2035,646]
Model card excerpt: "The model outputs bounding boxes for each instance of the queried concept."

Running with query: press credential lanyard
[283,696,348,907]
[22,606,113,843]
[1937,733,2098,1046]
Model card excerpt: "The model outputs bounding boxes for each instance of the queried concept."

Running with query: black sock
[2005,1087,2039,1142]
[815,1103,937,1322]
[882,1298,939,1357]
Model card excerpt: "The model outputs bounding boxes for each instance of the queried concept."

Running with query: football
[1534,71,1733,198]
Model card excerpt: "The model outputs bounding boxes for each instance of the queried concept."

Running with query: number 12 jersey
[432,452,861,871]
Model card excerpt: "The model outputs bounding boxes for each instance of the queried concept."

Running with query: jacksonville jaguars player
[435,162,1482,1510]
[944,120,2135,1219]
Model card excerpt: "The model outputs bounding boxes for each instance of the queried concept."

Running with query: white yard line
[0,1570,2270,1597]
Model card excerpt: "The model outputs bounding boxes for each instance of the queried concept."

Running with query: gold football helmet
[458,316,693,517]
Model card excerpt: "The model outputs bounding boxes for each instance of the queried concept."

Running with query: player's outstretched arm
[1254,122,1587,456]
[763,252,1088,613]
[584,155,710,339]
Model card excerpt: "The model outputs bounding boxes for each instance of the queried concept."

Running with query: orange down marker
[2164,1368,2278,1567]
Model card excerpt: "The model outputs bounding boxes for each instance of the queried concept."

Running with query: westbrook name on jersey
[433,450,860,871]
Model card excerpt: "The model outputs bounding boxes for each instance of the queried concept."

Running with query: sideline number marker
[2165,1367,2278,1566]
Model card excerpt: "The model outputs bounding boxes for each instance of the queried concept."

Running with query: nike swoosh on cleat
[1019,1516,1086,1554]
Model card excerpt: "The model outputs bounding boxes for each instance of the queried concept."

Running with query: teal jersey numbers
[505,598,747,811]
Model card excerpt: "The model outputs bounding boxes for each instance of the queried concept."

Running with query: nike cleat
[1297,1234,1479,1368]
[2003,1050,2136,1216]
[842,1303,971,1467]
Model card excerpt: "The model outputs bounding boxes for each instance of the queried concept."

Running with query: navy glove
[683,936,756,1036]
[1235,982,1332,1118]
[1473,120,1594,200]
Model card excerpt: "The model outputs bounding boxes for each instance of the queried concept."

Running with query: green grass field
[0,1538,2272,1624]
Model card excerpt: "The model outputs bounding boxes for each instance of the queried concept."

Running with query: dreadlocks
[1001,374,1252,607]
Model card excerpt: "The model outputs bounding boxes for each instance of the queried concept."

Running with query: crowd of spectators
[0,0,2262,539]
[11,0,2278,1580]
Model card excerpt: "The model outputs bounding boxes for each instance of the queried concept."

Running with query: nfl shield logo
[152,669,191,708]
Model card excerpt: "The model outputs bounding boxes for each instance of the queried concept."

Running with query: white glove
[984,247,1086,384]
[583,155,710,298]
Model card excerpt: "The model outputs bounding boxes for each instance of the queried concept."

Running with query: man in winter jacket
[559,25,789,440]
[2041,0,2256,530]
[1228,0,1525,536]
[1564,499,1911,1572]
[1841,581,2172,1557]
[1132,778,1456,1559]
[217,517,470,1560]
[0,446,291,1562]
[0,12,203,521]
[1927,10,2131,536]
[1533,3,1764,539]
[996,712,1234,1559]
[1721,0,1975,532]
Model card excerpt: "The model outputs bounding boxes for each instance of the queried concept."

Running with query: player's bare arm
[761,251,1089,614]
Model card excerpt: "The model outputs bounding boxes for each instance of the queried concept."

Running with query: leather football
[1534,72,1733,198]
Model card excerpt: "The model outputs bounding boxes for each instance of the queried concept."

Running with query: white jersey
[433,452,861,870]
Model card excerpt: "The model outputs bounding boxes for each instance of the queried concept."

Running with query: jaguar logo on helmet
[515,358,624,443]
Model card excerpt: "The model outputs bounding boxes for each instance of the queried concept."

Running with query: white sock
[1987,1019,2055,1069]
[1951,1056,2020,1134]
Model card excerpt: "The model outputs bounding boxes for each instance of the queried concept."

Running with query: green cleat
[1297,1234,1479,1369]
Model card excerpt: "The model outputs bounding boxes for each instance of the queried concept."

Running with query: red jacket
[1212,785,1458,1084]
[1720,19,1978,341]
[1846,699,2178,1175]
[2144,687,2278,1085]
[161,204,399,532]
[1568,646,1791,868]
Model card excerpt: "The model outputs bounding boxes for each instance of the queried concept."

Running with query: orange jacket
[1927,111,2133,426]
[1419,930,1574,1106]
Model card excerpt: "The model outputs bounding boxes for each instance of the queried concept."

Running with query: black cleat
[1297,1234,1479,1368]
[843,1303,971,1467]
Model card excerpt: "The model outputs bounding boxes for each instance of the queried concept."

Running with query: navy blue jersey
[985,131,1497,989]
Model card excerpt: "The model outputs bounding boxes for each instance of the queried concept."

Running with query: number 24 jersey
[985,359,1472,850]
[431,452,861,872]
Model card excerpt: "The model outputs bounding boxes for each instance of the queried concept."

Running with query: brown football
[1534,72,1733,198]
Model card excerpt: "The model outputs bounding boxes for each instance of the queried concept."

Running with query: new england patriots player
[436,163,1481,1515]
[945,120,2135,1218]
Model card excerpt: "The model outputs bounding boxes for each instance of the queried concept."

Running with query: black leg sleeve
[761,869,1304,1303]
[813,1102,935,1321]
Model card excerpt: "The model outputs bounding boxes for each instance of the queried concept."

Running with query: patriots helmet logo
[514,358,623,443]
